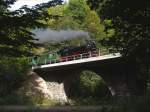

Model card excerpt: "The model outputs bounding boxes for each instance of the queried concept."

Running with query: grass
[0,96,150,112]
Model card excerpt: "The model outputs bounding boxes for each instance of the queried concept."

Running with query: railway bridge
[32,50,141,99]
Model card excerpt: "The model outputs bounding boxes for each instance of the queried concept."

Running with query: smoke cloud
[33,29,90,43]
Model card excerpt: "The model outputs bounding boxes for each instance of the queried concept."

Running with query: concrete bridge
[32,52,142,99]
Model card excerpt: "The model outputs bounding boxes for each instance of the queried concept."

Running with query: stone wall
[19,71,68,104]
[46,82,68,104]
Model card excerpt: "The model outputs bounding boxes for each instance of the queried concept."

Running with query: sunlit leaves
[0,0,63,57]
[47,0,107,41]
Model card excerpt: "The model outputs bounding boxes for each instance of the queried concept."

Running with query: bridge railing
[31,48,115,67]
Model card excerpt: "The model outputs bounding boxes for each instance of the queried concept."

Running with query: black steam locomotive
[57,41,98,61]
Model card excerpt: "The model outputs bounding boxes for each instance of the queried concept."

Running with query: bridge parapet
[31,48,118,68]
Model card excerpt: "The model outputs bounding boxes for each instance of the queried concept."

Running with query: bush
[0,57,29,96]
[0,94,31,105]
[68,70,111,105]
[69,71,111,99]
[0,93,57,106]
[78,71,111,98]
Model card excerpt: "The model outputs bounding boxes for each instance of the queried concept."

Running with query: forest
[0,0,150,111]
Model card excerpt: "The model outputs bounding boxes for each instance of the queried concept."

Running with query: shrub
[0,57,29,96]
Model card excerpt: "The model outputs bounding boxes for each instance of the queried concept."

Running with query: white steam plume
[33,29,90,43]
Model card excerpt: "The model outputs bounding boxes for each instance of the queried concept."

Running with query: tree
[87,0,150,58]
[0,0,62,57]
[87,0,150,94]
[47,0,108,41]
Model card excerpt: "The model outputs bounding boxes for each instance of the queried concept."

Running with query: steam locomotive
[31,41,98,66]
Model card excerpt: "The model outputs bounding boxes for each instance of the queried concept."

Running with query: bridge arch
[33,54,142,101]
[63,70,111,98]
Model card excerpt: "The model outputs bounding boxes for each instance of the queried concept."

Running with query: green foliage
[64,0,88,23]
[0,94,30,105]
[79,71,108,98]
[25,93,58,106]
[83,10,106,39]
[67,70,111,106]
[0,0,62,57]
[87,0,150,94]
[87,0,150,58]
[0,93,57,106]
[47,0,107,41]
[0,57,29,96]
[69,71,111,99]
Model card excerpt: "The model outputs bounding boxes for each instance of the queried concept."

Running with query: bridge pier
[88,58,140,96]
[63,71,81,98]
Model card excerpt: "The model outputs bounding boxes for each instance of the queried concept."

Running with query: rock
[46,81,68,104]
[18,71,68,104]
